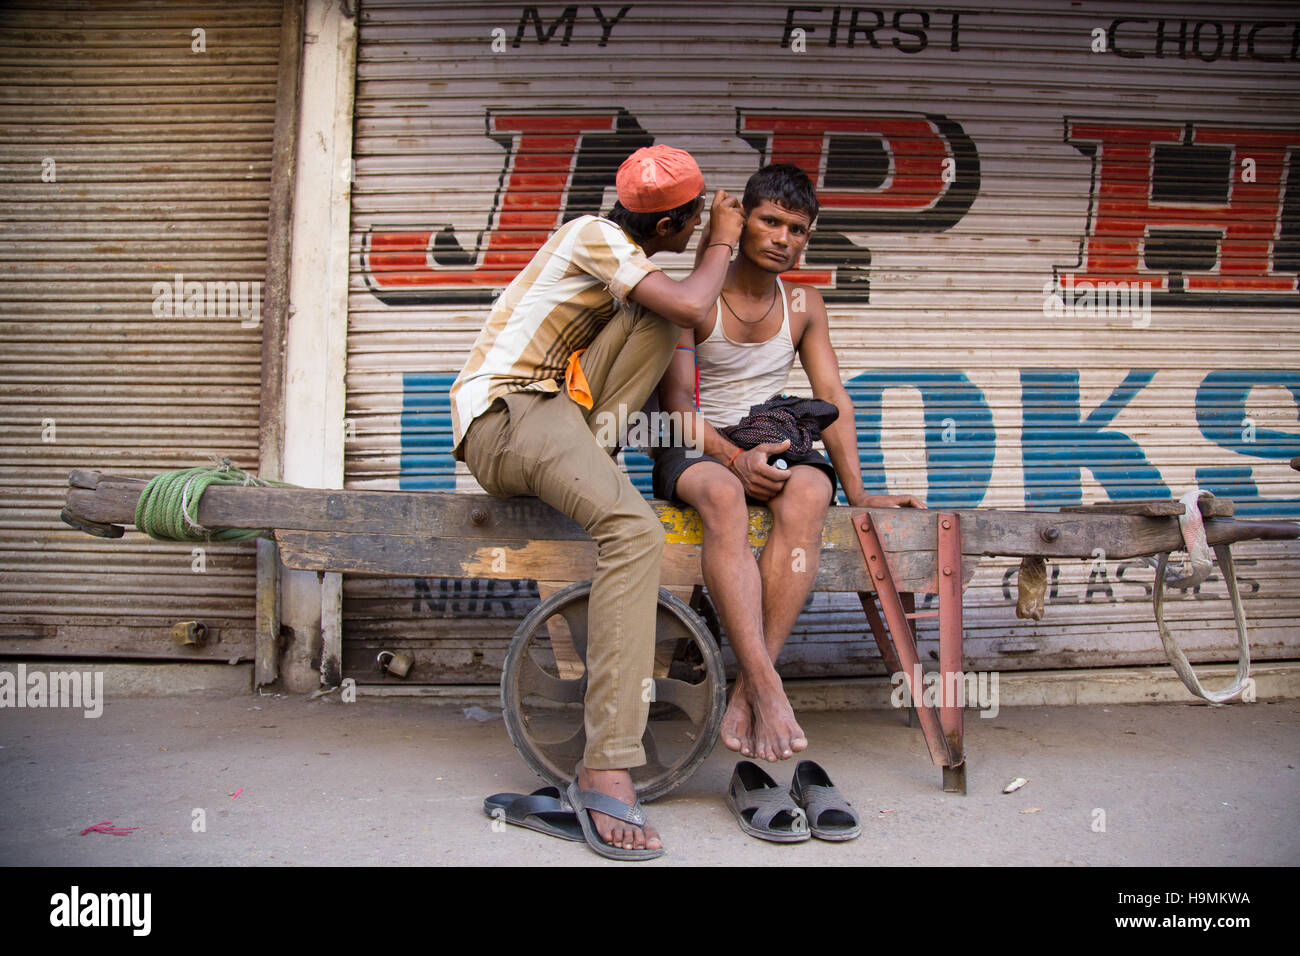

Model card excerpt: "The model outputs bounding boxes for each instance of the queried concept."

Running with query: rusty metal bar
[853,513,955,769]
[858,592,900,676]
[937,513,966,794]
[858,591,911,726]
[899,591,918,729]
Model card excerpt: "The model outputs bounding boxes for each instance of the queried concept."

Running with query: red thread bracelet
[727,447,742,469]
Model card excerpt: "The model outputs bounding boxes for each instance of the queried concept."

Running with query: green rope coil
[134,457,297,542]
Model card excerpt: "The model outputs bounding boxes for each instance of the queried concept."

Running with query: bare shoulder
[784,280,828,347]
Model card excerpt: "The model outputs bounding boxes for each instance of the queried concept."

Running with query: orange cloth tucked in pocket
[565,348,593,410]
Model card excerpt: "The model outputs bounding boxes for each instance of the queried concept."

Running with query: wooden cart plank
[65,473,1297,563]
[273,528,982,594]
[1060,497,1234,518]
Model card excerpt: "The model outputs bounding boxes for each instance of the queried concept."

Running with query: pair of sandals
[727,759,861,842]
[483,762,663,861]
[485,758,860,858]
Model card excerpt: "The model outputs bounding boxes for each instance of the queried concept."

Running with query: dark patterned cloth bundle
[720,394,840,455]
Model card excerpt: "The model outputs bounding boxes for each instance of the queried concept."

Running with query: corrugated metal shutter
[0,0,283,660]
[345,0,1300,685]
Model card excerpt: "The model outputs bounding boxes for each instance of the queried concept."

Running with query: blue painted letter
[1021,369,1168,506]
[844,370,994,508]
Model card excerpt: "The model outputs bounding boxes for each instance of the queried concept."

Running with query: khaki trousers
[461,307,680,769]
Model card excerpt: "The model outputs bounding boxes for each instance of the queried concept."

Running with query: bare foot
[721,679,756,757]
[746,674,808,762]
[576,766,662,852]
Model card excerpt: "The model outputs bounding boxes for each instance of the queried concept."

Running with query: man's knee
[628,507,666,552]
[771,467,832,523]
[684,468,743,518]
[591,498,664,557]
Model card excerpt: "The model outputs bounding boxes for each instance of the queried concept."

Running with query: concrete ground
[1,686,1296,866]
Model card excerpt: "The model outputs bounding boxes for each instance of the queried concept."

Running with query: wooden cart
[62,469,1299,798]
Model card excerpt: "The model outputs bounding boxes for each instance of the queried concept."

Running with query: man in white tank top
[655,164,923,764]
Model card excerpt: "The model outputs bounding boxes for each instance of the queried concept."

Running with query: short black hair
[605,194,703,243]
[742,163,819,223]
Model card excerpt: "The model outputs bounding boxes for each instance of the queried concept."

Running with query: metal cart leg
[937,514,966,794]
[854,512,966,793]
[859,590,918,727]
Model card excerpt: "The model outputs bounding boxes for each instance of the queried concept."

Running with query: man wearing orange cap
[450,145,744,859]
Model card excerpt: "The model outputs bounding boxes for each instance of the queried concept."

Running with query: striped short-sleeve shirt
[449,215,661,457]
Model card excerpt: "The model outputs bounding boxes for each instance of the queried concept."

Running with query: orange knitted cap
[615,145,705,213]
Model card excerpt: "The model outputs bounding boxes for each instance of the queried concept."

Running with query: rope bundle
[133,457,295,542]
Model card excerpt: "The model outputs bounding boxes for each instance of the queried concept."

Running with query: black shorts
[651,443,838,506]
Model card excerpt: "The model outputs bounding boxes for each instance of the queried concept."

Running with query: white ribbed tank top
[696,277,796,428]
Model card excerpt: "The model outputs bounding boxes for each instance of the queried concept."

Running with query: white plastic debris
[1003,777,1028,794]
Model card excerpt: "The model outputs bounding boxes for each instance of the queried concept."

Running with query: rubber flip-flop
[789,760,861,841]
[727,760,810,843]
[565,774,664,861]
[482,786,584,843]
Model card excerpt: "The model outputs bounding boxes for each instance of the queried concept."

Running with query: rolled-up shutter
[0,1,283,660]
[345,0,1300,684]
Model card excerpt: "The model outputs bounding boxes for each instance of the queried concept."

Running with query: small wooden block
[1060,497,1234,518]
[1199,497,1234,518]
[67,470,103,490]
[1061,500,1184,517]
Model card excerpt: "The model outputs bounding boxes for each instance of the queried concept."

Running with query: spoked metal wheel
[501,580,725,802]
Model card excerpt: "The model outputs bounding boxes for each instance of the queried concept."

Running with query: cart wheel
[501,580,725,802]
